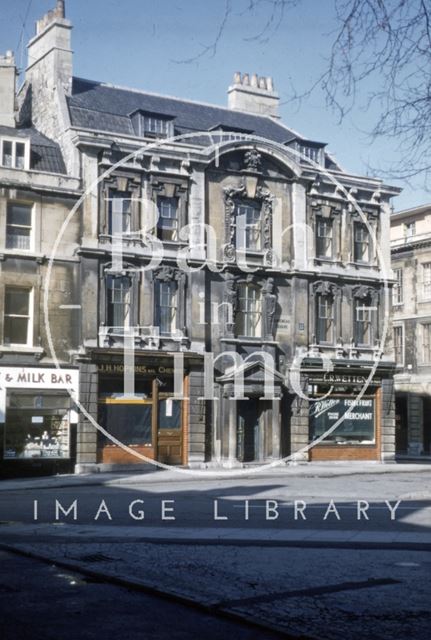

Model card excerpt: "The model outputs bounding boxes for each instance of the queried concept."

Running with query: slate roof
[67,77,316,147]
[0,125,66,174]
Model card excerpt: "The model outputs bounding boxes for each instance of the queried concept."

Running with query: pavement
[1,461,431,493]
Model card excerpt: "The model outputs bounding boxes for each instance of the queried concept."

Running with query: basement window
[1,138,30,170]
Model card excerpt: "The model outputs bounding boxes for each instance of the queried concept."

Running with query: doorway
[237,398,262,462]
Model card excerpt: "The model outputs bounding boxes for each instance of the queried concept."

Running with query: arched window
[236,283,262,337]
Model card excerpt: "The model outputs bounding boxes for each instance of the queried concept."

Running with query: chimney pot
[227,71,280,118]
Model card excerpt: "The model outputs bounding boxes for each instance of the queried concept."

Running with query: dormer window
[131,111,174,139]
[1,138,30,170]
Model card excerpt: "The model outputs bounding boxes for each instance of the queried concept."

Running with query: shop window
[1,138,29,170]
[99,398,152,446]
[108,191,132,235]
[6,202,33,250]
[316,294,333,344]
[4,391,72,460]
[3,287,33,346]
[157,196,179,241]
[316,217,333,258]
[310,396,375,444]
[422,323,431,363]
[392,268,403,305]
[236,283,262,337]
[106,275,132,329]
[354,298,373,346]
[156,281,178,335]
[393,325,404,365]
[353,222,370,262]
[236,201,262,251]
[422,263,431,299]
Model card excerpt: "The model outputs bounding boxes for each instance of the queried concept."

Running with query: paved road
[0,549,285,640]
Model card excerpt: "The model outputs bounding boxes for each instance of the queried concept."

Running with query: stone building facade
[0,46,81,476]
[391,204,431,458]
[0,2,400,474]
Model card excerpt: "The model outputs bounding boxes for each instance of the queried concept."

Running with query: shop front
[306,370,385,462]
[0,366,79,477]
[97,362,188,466]
[75,351,207,470]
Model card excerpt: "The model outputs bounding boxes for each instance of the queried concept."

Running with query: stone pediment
[217,359,284,384]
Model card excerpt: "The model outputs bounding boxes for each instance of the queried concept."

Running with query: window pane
[159,399,181,429]
[2,141,12,167]
[4,317,29,345]
[8,204,32,227]
[6,227,31,250]
[15,143,25,169]
[5,288,30,315]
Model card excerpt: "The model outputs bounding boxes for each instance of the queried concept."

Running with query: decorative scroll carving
[153,266,185,284]
[223,184,246,261]
[224,272,238,335]
[222,182,274,264]
[312,281,340,297]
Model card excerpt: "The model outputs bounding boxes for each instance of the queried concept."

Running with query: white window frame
[236,283,262,338]
[0,138,30,171]
[5,201,34,252]
[404,221,416,238]
[422,322,431,364]
[3,286,34,347]
[316,217,333,259]
[353,222,370,263]
[393,324,404,366]
[422,262,431,300]
[392,268,403,305]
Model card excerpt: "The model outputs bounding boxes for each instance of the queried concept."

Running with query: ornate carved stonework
[312,280,340,297]
[222,182,274,264]
[153,266,185,284]
[263,277,277,338]
[244,149,262,172]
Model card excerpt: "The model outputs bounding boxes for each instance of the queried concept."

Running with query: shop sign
[310,396,375,444]
[0,367,78,390]
[97,363,174,375]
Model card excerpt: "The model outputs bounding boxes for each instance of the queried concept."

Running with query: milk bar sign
[0,368,79,389]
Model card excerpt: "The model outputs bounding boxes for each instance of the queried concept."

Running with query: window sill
[0,346,45,358]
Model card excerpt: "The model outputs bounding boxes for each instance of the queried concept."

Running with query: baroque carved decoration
[222,182,274,264]
[153,266,185,284]
[243,149,262,172]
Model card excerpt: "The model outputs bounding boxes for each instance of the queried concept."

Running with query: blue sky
[1,0,427,210]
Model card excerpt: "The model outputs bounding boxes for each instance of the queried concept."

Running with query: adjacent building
[0,46,81,476]
[391,204,431,458]
[0,1,400,475]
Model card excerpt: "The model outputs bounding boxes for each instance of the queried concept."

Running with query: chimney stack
[27,1,72,96]
[0,50,17,128]
[228,72,279,119]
